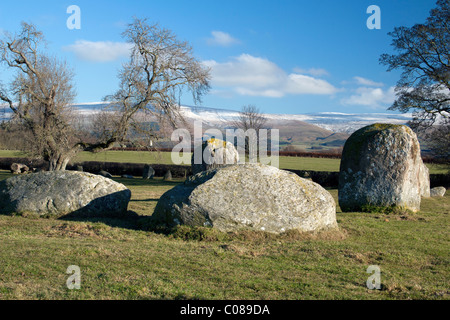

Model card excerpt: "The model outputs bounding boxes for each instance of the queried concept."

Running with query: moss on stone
[341,123,408,168]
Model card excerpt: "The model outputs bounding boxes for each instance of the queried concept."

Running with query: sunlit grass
[0,170,448,300]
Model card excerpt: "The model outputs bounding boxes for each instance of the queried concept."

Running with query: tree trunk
[48,154,70,171]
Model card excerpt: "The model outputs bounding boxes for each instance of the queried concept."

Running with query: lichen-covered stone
[338,123,429,212]
[0,171,131,217]
[191,138,239,175]
[153,163,337,234]
[419,162,430,197]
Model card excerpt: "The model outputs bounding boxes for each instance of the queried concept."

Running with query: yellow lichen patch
[206,138,227,149]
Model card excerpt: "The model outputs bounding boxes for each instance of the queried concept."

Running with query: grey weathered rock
[142,164,155,179]
[98,170,113,178]
[419,162,430,197]
[153,163,337,234]
[338,123,429,212]
[191,138,239,175]
[430,186,446,197]
[163,170,172,181]
[0,171,131,217]
[10,163,29,174]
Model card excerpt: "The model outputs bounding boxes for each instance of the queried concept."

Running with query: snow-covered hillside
[1,102,412,134]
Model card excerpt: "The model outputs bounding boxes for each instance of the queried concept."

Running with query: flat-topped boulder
[338,123,430,212]
[153,163,338,234]
[0,171,131,218]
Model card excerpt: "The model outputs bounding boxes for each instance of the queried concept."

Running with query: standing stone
[0,171,131,217]
[153,163,338,234]
[142,164,155,179]
[430,186,446,197]
[419,162,430,197]
[338,123,429,212]
[191,138,239,175]
[163,170,172,181]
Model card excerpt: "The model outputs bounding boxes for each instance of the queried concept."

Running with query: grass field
[0,170,448,300]
[0,149,448,174]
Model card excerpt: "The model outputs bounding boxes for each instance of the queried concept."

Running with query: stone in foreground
[338,123,430,212]
[0,171,131,217]
[153,163,337,234]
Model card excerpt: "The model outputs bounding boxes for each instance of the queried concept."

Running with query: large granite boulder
[338,123,430,212]
[0,171,131,218]
[153,163,337,234]
[191,138,239,175]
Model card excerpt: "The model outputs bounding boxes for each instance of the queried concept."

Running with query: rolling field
[0,169,448,300]
[0,149,448,174]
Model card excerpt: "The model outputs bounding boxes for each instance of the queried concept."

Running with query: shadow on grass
[60,210,150,232]
[55,178,183,232]
[130,198,159,202]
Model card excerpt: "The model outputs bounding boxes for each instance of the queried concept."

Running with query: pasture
[0,168,448,300]
[0,149,448,174]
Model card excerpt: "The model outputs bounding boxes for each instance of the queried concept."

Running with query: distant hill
[176,105,411,151]
[1,102,413,151]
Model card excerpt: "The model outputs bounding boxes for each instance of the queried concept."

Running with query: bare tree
[379,0,449,159]
[380,0,449,122]
[231,105,268,158]
[0,19,210,170]
[0,22,77,170]
[81,17,211,152]
[232,105,268,132]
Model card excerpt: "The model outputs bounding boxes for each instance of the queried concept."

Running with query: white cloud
[341,86,396,108]
[207,31,240,47]
[293,67,329,77]
[203,54,337,98]
[353,76,384,87]
[63,40,132,62]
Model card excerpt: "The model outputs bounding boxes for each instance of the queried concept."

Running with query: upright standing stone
[419,162,430,197]
[163,170,172,181]
[191,138,239,175]
[338,123,429,212]
[142,164,155,179]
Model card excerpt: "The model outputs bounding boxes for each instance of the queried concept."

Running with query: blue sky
[0,0,438,114]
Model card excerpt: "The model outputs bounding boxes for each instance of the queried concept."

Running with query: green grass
[1,149,448,174]
[0,170,448,300]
